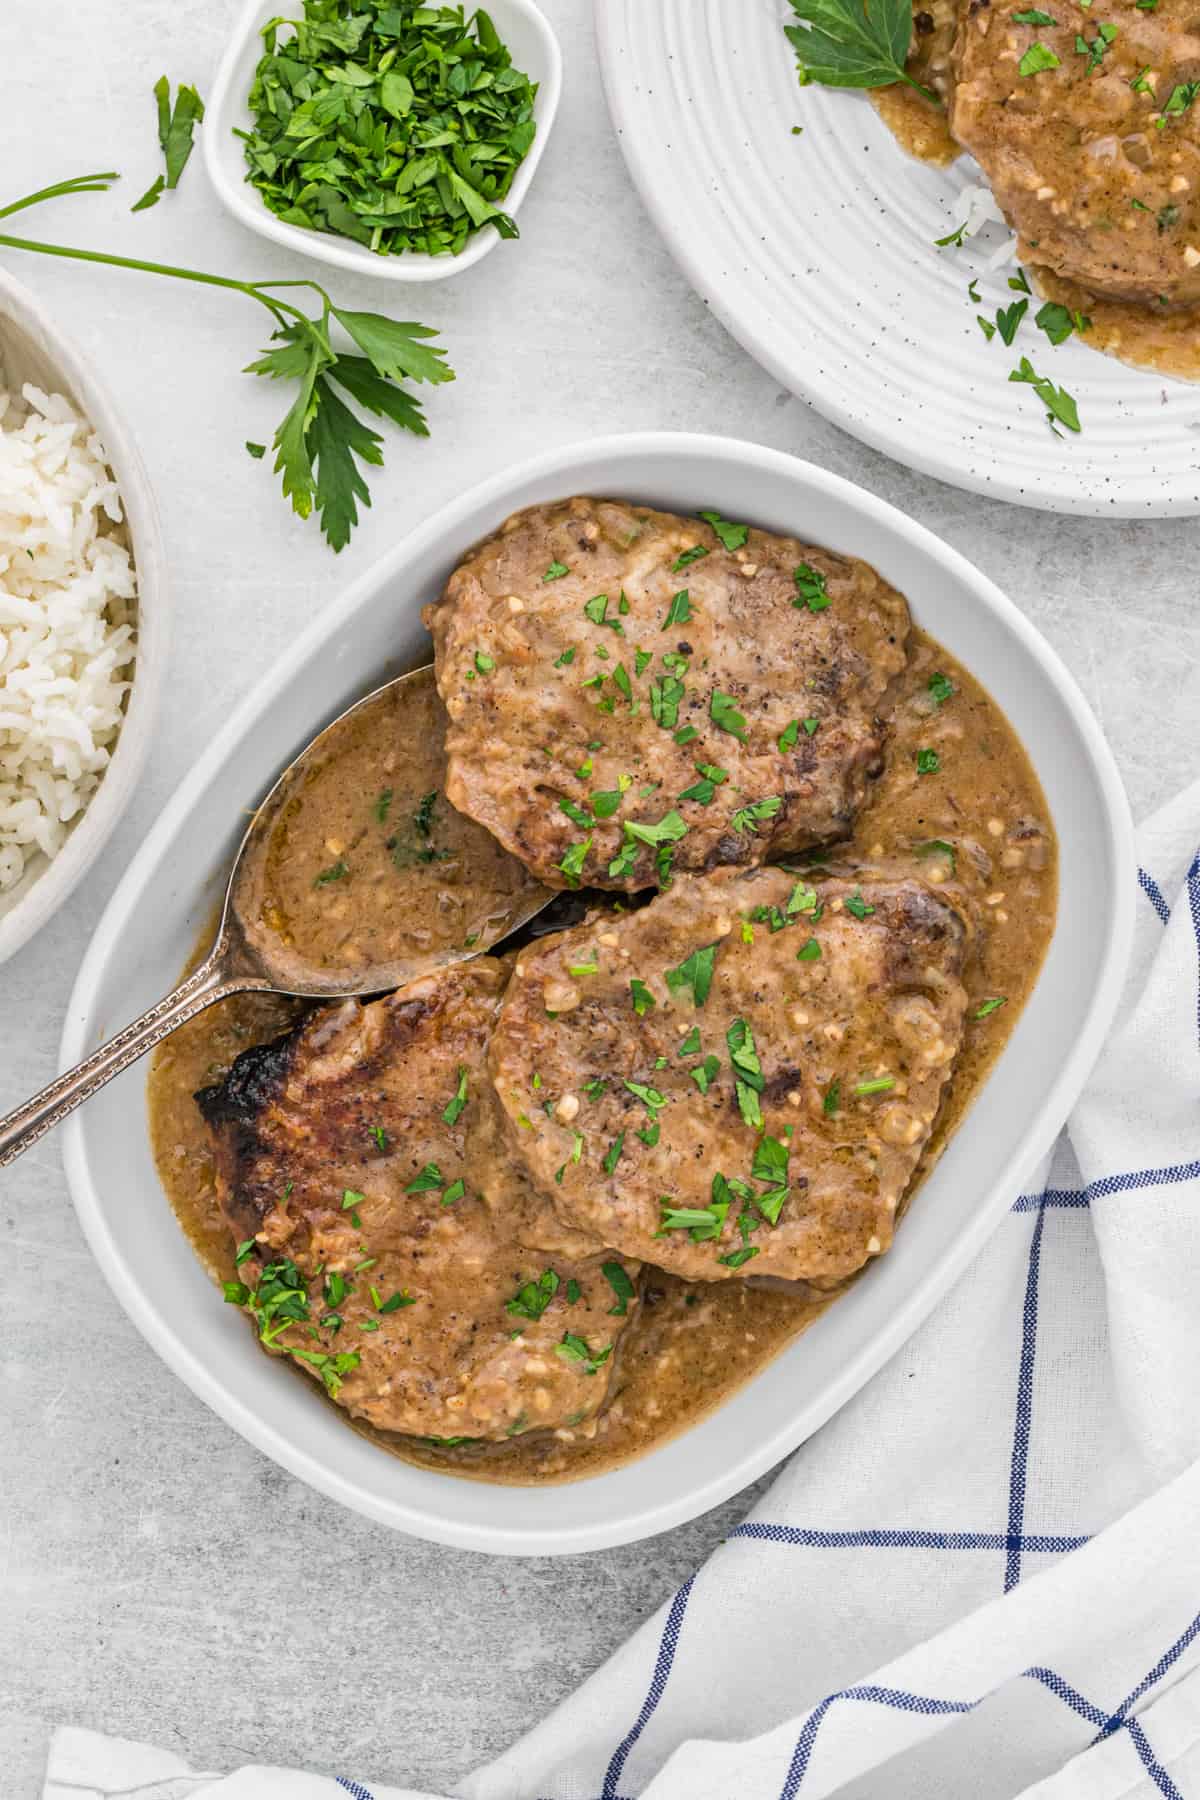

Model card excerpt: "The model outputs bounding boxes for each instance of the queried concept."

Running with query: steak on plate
[951,0,1200,306]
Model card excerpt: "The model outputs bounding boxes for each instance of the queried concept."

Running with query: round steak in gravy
[424,499,910,893]
[951,0,1200,306]
[196,961,637,1443]
[488,867,971,1285]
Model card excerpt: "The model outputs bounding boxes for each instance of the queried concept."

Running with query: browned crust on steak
[423,499,911,892]
[196,961,637,1441]
[488,868,971,1284]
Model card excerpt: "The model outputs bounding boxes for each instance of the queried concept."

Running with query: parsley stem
[0,172,122,223]
[0,229,303,325]
[899,70,941,105]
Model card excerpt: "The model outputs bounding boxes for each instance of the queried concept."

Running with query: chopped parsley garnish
[731,796,783,834]
[752,1133,791,1223]
[506,1268,560,1321]
[235,1238,257,1266]
[603,1262,636,1315]
[558,797,593,829]
[1158,82,1200,126]
[544,561,569,581]
[554,647,576,668]
[404,1163,443,1194]
[314,858,349,886]
[1009,357,1081,434]
[592,788,624,818]
[1075,20,1117,72]
[631,977,656,1016]
[690,1054,721,1095]
[370,1124,388,1152]
[373,787,393,823]
[602,1133,626,1176]
[916,748,940,774]
[778,718,800,753]
[928,671,954,706]
[793,563,830,612]
[659,1197,728,1241]
[442,1178,465,1207]
[662,590,692,629]
[823,1080,841,1117]
[378,1290,415,1314]
[1013,6,1056,19]
[556,1332,612,1375]
[673,545,709,572]
[624,1079,667,1114]
[558,836,592,887]
[996,298,1028,346]
[796,936,821,961]
[474,651,495,675]
[727,1016,765,1130]
[665,942,718,1007]
[719,1245,761,1269]
[679,1026,702,1056]
[698,508,748,550]
[442,1067,469,1126]
[568,961,599,977]
[1018,40,1060,73]
[710,689,747,740]
[650,674,686,730]
[566,1278,581,1305]
[975,996,1009,1018]
[854,1075,896,1096]
[915,839,957,872]
[844,889,875,919]
[223,1258,360,1395]
[584,1077,608,1100]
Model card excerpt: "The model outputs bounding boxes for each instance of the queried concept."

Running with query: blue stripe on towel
[1004,1201,1047,1592]
[1139,866,1170,926]
[731,1524,1088,1554]
[601,1578,694,1800]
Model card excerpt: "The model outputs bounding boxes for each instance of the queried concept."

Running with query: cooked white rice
[0,378,137,894]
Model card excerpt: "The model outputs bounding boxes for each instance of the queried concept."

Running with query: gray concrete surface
[1,1,1198,1794]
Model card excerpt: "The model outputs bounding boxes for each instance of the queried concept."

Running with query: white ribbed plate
[595,0,1200,515]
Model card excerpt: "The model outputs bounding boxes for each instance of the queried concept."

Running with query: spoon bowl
[0,663,552,1167]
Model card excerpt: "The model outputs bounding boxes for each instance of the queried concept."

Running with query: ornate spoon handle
[0,950,269,1169]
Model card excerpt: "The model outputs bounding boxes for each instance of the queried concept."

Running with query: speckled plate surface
[594,0,1200,516]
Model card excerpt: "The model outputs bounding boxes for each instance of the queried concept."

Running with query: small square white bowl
[203,0,562,283]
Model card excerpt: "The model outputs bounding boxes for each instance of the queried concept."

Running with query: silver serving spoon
[0,665,552,1168]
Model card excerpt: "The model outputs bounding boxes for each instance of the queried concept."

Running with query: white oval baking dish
[60,432,1134,1555]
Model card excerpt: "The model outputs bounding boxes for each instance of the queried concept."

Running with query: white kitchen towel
[44,780,1200,1800]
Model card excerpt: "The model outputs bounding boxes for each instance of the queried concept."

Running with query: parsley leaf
[698,508,748,550]
[784,0,938,100]
[665,943,719,1007]
[506,1268,560,1321]
[556,1332,612,1375]
[662,590,692,629]
[1009,356,1082,433]
[603,1262,636,1316]
[710,689,748,740]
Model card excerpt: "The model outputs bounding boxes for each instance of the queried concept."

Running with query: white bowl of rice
[0,267,165,965]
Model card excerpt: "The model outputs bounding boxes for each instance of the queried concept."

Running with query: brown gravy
[148,626,1056,1485]
[232,667,547,990]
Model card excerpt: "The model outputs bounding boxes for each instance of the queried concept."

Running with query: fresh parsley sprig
[0,171,453,550]
[785,0,938,104]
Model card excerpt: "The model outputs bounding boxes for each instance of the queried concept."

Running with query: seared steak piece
[951,0,1200,306]
[423,499,910,893]
[196,961,636,1442]
[489,868,971,1285]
